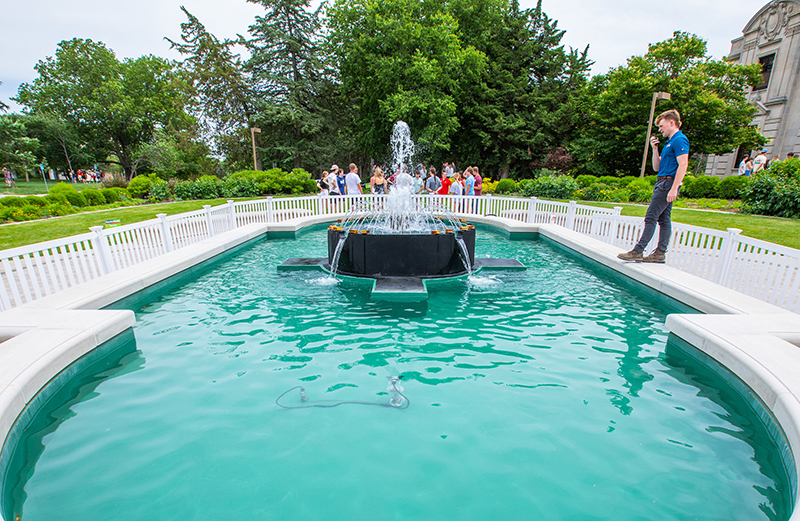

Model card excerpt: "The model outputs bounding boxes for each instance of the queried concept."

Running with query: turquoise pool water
[1,225,794,520]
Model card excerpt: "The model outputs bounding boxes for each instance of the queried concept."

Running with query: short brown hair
[655,109,681,128]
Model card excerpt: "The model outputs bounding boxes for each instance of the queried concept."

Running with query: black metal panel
[327,228,475,278]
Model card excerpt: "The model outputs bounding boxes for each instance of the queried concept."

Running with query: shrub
[495,179,517,194]
[626,178,651,192]
[194,175,222,199]
[533,168,560,179]
[44,202,76,217]
[717,175,750,200]
[742,158,800,218]
[255,168,316,195]
[100,188,120,204]
[598,176,624,188]
[10,205,43,221]
[630,189,652,203]
[63,191,87,208]
[49,182,78,196]
[0,197,24,207]
[228,170,269,184]
[82,188,106,206]
[221,177,260,198]
[148,179,171,202]
[111,187,130,202]
[101,172,129,189]
[480,179,499,193]
[685,176,719,198]
[517,179,534,193]
[174,181,196,200]
[520,176,578,199]
[23,196,47,208]
[0,207,13,222]
[644,175,658,186]
[127,175,153,198]
[576,175,599,188]
[607,188,631,202]
[582,183,613,201]
[44,193,67,204]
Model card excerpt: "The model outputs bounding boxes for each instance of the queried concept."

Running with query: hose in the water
[275,381,410,410]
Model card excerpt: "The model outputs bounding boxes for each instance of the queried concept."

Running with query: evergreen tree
[452,0,590,179]
[246,0,345,171]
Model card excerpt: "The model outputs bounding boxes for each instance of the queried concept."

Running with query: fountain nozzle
[387,376,405,407]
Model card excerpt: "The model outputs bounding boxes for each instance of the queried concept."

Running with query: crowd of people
[317,162,483,197]
[738,149,794,176]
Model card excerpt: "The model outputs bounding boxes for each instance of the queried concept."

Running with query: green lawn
[0,199,239,250]
[1,196,799,251]
[0,179,107,196]
[581,201,800,250]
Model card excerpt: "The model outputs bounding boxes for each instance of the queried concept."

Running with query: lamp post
[250,127,261,171]
[640,91,671,177]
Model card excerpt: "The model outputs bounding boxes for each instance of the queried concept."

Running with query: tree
[0,82,9,113]
[327,0,485,161]
[0,115,39,174]
[25,112,88,174]
[572,32,765,177]
[166,7,255,157]
[15,38,192,179]
[451,0,590,178]
[246,0,347,171]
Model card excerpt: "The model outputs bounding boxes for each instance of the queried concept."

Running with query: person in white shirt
[327,167,340,195]
[737,155,750,176]
[752,149,768,174]
[345,163,363,195]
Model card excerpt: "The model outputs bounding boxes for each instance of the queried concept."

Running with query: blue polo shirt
[658,130,690,177]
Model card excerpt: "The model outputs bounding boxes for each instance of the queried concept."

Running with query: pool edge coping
[1,215,800,520]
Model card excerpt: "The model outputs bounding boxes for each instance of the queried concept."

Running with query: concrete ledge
[2,214,800,520]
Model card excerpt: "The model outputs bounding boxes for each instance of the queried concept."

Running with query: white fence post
[713,228,742,285]
[266,196,275,223]
[566,200,577,230]
[527,197,538,223]
[157,214,174,252]
[203,205,214,237]
[607,207,622,246]
[227,200,236,230]
[89,226,113,275]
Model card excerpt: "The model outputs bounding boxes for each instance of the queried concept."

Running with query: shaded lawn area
[582,201,800,250]
[0,199,240,250]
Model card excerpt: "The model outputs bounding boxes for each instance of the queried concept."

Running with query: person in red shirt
[438,170,451,195]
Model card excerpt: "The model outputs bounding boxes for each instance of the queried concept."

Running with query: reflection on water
[1,227,794,521]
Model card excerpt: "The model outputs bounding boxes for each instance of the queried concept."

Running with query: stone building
[705,0,800,176]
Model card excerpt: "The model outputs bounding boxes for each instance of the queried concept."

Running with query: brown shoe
[617,249,643,262]
[642,250,666,263]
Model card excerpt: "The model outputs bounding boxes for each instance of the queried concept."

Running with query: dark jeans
[634,177,676,253]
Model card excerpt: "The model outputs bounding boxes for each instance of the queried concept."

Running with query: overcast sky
[1,0,761,112]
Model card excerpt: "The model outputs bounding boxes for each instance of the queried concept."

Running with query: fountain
[280,121,523,298]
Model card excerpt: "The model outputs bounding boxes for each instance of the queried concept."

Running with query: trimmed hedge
[495,179,517,194]
[717,175,750,200]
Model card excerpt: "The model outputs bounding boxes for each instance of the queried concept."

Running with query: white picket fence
[1,194,799,313]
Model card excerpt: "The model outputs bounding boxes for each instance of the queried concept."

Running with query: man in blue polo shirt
[618,109,689,263]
